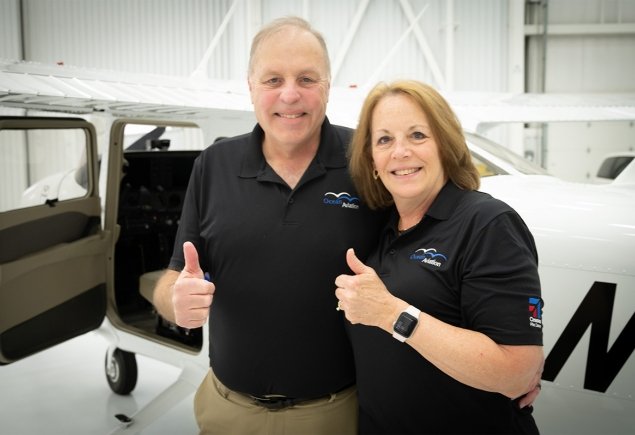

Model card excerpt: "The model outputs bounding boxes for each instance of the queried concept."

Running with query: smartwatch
[392,305,421,342]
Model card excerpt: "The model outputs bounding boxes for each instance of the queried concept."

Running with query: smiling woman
[369,93,447,230]
[340,80,544,434]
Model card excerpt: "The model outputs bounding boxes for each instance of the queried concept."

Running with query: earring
[373,169,379,180]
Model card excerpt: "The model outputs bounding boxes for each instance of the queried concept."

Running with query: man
[152,17,385,435]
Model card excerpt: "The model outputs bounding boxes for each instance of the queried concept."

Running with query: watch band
[392,305,421,342]
[405,305,421,318]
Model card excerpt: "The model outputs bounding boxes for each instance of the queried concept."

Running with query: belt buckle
[250,395,296,410]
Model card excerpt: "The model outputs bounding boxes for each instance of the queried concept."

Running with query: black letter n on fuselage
[543,281,635,393]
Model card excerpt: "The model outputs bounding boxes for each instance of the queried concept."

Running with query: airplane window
[0,128,89,212]
[466,132,549,176]
[596,155,634,180]
[123,124,205,151]
[471,155,501,177]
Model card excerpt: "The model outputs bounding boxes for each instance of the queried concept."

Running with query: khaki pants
[194,369,358,435]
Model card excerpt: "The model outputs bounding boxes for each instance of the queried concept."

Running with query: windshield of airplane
[123,124,205,151]
[465,132,549,177]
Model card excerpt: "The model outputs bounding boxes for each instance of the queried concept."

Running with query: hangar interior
[0,2,634,435]
[1,0,634,185]
[0,0,635,181]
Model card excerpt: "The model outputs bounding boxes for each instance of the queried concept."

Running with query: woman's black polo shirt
[348,182,543,434]
[169,118,386,398]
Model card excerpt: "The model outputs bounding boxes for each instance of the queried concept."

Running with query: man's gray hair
[248,16,331,80]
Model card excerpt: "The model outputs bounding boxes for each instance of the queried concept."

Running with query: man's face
[248,27,330,149]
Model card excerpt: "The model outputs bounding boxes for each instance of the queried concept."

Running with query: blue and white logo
[323,191,360,209]
[409,248,448,268]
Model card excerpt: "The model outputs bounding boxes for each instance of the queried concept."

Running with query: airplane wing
[0,59,253,120]
[445,91,635,132]
[4,58,635,133]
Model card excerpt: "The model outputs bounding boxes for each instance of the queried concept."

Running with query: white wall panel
[20,0,240,77]
[548,0,635,24]
[523,0,635,180]
[546,34,635,92]
[254,0,510,92]
[454,0,509,91]
[6,0,516,92]
[546,121,635,181]
[0,0,23,59]
[261,0,306,22]
[2,0,635,184]
[335,0,444,88]
[4,0,633,93]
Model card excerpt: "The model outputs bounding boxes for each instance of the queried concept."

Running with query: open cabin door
[0,117,109,364]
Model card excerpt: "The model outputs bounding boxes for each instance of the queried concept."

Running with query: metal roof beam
[399,0,446,90]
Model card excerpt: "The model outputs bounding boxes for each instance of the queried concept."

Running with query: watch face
[394,312,418,337]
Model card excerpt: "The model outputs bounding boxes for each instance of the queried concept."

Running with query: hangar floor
[0,332,199,434]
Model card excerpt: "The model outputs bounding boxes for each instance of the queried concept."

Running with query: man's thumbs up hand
[172,241,214,329]
[182,240,204,278]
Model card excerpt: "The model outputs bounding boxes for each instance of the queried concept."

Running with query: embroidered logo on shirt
[322,192,360,209]
[409,248,448,268]
[529,297,543,329]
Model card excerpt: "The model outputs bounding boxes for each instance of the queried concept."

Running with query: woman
[335,80,544,434]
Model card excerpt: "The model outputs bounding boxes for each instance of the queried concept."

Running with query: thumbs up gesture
[334,248,406,332]
[172,241,215,328]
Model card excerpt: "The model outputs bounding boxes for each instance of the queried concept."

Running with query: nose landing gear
[105,348,138,395]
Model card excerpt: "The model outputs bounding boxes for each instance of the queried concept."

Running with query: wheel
[105,348,138,395]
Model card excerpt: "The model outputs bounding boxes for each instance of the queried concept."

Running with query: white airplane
[0,59,634,434]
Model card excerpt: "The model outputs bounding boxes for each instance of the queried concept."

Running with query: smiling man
[248,23,330,184]
[151,16,386,435]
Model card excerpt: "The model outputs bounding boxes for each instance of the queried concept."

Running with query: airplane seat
[115,150,198,318]
[138,269,164,304]
[115,150,203,349]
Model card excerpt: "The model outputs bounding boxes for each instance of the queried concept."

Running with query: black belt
[248,395,308,410]
[246,385,352,410]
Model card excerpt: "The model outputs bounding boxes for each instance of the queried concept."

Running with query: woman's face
[370,93,446,208]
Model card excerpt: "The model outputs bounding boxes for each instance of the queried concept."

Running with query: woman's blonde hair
[349,80,480,210]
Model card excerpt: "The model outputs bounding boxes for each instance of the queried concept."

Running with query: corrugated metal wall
[19,0,239,77]
[2,0,633,92]
[0,0,23,59]
[1,0,634,183]
[0,0,512,92]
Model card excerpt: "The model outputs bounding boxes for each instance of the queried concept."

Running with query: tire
[105,348,138,395]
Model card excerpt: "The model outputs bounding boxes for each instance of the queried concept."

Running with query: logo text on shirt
[529,297,543,329]
[323,192,360,209]
[410,248,448,267]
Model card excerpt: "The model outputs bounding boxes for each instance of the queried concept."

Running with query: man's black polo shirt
[169,118,385,398]
[348,182,543,434]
